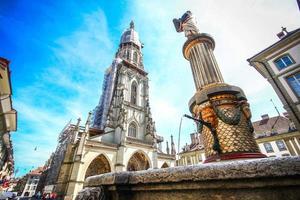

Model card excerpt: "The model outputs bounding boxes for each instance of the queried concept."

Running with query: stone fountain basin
[78,157,300,200]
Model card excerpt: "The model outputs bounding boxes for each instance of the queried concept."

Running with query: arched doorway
[85,154,111,179]
[161,162,169,168]
[127,151,150,171]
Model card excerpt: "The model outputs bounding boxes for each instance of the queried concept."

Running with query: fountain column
[173,11,266,162]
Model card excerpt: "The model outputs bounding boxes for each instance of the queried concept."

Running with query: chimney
[190,133,194,144]
[283,112,290,119]
[277,27,288,39]
[197,133,203,145]
[261,114,269,120]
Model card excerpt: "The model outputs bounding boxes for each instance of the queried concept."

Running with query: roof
[0,57,12,95]
[122,59,147,76]
[157,152,176,160]
[182,142,204,153]
[28,167,45,176]
[179,133,204,154]
[247,27,300,62]
[0,57,10,67]
[252,115,296,138]
[180,115,297,153]
[120,21,142,49]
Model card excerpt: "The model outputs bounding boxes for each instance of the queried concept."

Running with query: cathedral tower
[51,22,175,200]
[91,21,156,145]
[89,21,172,171]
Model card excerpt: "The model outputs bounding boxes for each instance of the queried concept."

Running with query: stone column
[183,34,224,90]
[174,11,266,162]
[115,127,126,171]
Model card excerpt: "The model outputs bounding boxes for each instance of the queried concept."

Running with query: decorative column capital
[182,33,215,60]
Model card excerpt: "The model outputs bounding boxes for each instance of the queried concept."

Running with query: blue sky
[1,0,300,177]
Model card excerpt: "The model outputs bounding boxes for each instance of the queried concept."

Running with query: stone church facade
[44,22,175,200]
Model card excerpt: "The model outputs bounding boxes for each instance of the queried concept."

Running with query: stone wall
[76,157,300,200]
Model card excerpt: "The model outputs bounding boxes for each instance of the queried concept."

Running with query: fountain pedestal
[175,12,266,162]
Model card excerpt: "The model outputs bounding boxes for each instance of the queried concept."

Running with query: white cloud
[13,8,114,175]
[13,1,300,172]
[125,0,300,151]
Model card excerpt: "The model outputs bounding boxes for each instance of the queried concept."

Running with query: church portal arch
[127,151,150,171]
[85,154,111,179]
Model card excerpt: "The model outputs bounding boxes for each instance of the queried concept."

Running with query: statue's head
[173,11,193,32]
[181,11,192,22]
[173,11,199,37]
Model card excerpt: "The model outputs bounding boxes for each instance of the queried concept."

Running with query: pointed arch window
[126,50,130,60]
[133,51,138,63]
[128,122,137,138]
[131,82,137,105]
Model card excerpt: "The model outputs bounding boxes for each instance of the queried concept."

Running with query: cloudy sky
[1,0,299,176]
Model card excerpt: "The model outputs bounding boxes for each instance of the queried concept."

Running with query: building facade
[248,28,300,130]
[43,122,84,195]
[253,113,300,157]
[13,175,28,196]
[0,57,17,182]
[177,133,205,166]
[45,22,175,200]
[21,167,44,197]
[178,113,300,166]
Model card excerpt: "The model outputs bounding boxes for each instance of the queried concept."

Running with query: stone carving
[144,97,156,136]
[106,109,113,128]
[173,11,200,38]
[240,100,252,119]
[127,72,134,80]
[75,187,106,200]
[193,95,260,158]
[85,155,111,179]
[106,88,127,130]
[136,76,141,84]
[214,106,241,125]
[146,119,156,135]
[239,100,254,133]
[211,95,242,126]
[127,152,150,171]
[117,89,127,130]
